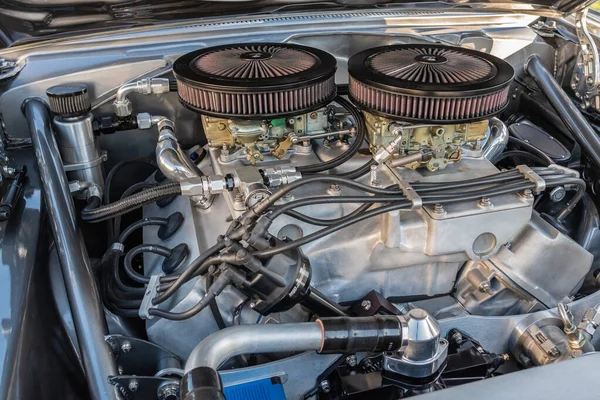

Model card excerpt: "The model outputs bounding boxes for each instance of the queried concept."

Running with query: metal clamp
[139,275,162,320]
[63,151,107,172]
[517,165,546,193]
[571,9,600,110]
[384,163,422,209]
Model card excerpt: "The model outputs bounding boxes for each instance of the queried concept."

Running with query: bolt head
[121,341,132,353]
[346,354,358,367]
[319,380,331,393]
[128,379,139,393]
[361,299,372,310]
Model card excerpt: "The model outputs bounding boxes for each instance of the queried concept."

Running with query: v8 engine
[22,29,600,400]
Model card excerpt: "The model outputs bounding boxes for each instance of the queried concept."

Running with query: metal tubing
[525,55,600,170]
[482,117,509,163]
[184,322,324,372]
[24,98,119,400]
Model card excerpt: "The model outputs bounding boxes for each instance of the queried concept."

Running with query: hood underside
[0,0,594,45]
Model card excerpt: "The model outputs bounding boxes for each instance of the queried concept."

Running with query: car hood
[0,0,594,45]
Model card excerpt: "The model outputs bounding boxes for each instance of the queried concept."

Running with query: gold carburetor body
[201,108,331,164]
[364,112,489,171]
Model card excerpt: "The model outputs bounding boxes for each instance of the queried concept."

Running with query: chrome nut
[578,307,600,337]
[136,112,153,130]
[207,175,227,193]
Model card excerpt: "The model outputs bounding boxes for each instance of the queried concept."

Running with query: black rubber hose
[254,201,412,258]
[123,244,173,284]
[149,268,233,321]
[118,217,169,244]
[81,182,181,223]
[267,195,407,223]
[285,203,374,226]
[251,175,405,216]
[206,273,227,330]
[296,96,367,174]
[525,55,600,170]
[153,242,227,305]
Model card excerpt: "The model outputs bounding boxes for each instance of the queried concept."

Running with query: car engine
[6,8,600,400]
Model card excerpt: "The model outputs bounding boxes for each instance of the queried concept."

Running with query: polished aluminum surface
[53,113,105,194]
[184,322,323,371]
[24,99,119,400]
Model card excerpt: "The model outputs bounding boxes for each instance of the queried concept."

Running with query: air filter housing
[348,44,514,123]
[173,43,337,118]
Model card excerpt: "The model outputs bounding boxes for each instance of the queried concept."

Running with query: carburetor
[364,113,489,171]
[201,106,336,164]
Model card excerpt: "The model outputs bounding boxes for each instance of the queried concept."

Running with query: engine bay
[5,8,600,400]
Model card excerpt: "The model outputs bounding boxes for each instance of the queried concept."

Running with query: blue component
[190,152,198,161]
[223,378,287,400]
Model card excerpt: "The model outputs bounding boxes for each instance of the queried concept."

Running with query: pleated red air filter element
[173,43,337,118]
[348,44,514,123]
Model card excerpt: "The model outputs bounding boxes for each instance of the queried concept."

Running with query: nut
[361,300,372,310]
[136,112,153,130]
[113,99,133,117]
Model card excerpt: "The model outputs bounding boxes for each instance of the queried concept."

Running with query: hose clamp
[139,274,162,320]
[111,242,125,253]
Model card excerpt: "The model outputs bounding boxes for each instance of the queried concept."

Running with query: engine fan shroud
[348,44,514,123]
[173,43,337,118]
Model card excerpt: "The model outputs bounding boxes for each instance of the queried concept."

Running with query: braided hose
[81,182,181,223]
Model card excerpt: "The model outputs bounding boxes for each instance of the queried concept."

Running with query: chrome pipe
[184,322,324,372]
[24,98,120,400]
[482,117,509,163]
[156,120,212,208]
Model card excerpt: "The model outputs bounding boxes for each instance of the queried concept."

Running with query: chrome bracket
[384,163,422,209]
[571,9,600,110]
[139,275,161,320]
[517,165,546,193]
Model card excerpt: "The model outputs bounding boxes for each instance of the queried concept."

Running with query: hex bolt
[346,354,358,367]
[521,189,534,200]
[478,281,492,293]
[327,183,341,196]
[479,197,492,207]
[121,341,132,353]
[433,204,445,215]
[319,380,331,393]
[451,331,463,344]
[361,300,372,311]
[128,379,139,393]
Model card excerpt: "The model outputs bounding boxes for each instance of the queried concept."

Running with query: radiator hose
[181,315,407,400]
